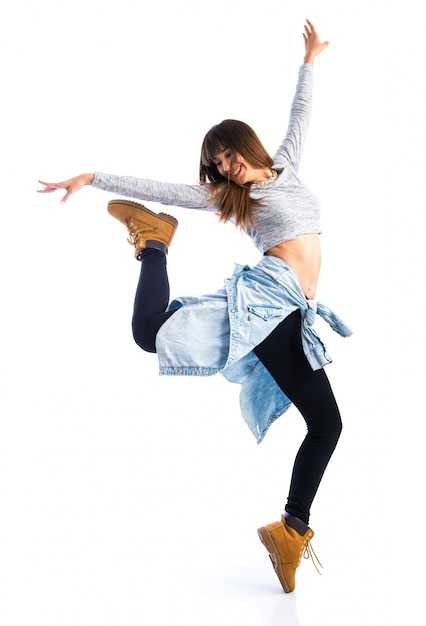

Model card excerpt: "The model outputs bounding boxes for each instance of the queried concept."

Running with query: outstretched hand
[303,19,330,64]
[37,173,94,204]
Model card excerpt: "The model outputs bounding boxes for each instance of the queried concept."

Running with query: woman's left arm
[273,20,329,170]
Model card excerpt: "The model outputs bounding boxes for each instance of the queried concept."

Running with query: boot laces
[126,221,155,249]
[299,534,323,575]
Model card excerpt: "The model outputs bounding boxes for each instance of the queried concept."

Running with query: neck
[253,168,277,188]
[252,168,272,183]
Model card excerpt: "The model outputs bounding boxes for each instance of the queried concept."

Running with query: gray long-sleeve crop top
[92,63,321,254]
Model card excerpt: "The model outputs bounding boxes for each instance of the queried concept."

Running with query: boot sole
[107,199,179,230]
[257,526,291,593]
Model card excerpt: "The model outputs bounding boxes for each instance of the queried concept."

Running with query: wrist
[85,173,94,185]
[303,54,315,64]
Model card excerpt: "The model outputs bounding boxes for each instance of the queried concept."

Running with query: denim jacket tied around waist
[155,255,352,443]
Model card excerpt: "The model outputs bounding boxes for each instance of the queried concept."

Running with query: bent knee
[310,413,342,448]
[132,327,157,353]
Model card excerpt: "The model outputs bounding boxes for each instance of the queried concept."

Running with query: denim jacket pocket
[247,304,285,345]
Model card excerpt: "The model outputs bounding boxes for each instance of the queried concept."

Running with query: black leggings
[132,248,175,352]
[132,248,342,524]
[253,309,342,524]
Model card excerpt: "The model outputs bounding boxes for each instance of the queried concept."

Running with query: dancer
[38,20,351,593]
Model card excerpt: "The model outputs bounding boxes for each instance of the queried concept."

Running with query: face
[212,149,269,185]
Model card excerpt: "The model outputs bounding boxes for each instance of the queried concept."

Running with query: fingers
[37,187,57,194]
[303,19,316,40]
[37,180,62,193]
[37,179,70,203]
[302,18,330,54]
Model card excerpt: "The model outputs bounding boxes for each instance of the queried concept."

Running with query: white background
[1,1,425,624]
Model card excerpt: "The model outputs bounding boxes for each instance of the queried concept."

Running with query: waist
[265,234,321,299]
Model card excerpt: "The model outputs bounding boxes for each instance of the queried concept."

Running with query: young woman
[38,20,351,593]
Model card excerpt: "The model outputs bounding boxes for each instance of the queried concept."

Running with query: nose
[221,158,231,173]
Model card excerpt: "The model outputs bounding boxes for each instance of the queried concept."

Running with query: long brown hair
[199,119,273,230]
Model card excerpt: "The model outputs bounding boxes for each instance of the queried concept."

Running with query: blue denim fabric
[156,256,352,442]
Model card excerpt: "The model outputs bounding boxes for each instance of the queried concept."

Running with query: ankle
[284,513,310,536]
[137,243,167,261]
[146,240,168,254]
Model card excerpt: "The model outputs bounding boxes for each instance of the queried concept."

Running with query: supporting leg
[254,309,342,524]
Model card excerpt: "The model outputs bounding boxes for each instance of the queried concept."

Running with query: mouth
[231,164,244,181]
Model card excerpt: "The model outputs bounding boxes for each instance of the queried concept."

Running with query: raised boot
[107,199,178,258]
[257,513,320,593]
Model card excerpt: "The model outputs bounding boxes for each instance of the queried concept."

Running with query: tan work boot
[107,199,178,258]
[257,514,321,593]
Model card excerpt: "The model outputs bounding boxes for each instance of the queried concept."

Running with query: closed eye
[213,151,232,168]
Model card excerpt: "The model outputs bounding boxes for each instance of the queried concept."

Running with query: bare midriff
[265,233,321,300]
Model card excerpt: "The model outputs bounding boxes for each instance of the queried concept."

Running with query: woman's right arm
[92,172,210,210]
[38,172,211,210]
